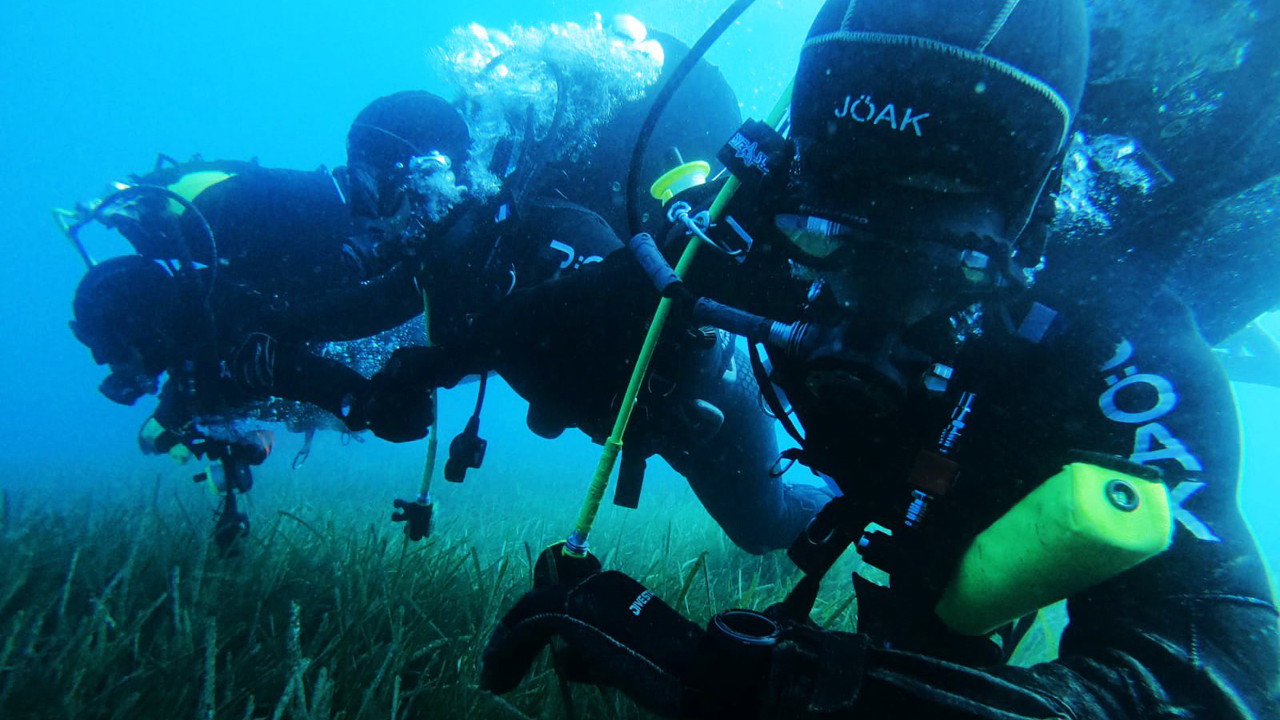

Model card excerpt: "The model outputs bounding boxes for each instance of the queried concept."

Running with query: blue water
[0,0,1276,585]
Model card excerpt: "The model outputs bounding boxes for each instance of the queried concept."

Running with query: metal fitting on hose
[669,201,743,256]
[767,321,812,359]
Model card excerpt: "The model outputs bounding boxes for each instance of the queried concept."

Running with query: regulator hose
[624,0,757,238]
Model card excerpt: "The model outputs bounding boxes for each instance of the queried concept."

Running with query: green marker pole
[418,291,438,504]
[564,83,794,557]
[419,397,438,501]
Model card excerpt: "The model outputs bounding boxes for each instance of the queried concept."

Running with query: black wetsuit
[473,3,1279,712]
[635,162,1279,714]
[117,156,828,557]
[761,287,1279,718]
[458,174,1279,712]
[393,192,832,553]
[373,32,832,553]
[163,161,425,344]
[107,160,406,451]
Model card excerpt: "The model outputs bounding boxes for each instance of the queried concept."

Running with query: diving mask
[345,152,463,220]
[774,213,1009,304]
[342,162,405,220]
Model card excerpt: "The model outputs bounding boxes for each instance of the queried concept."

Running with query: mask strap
[350,122,427,159]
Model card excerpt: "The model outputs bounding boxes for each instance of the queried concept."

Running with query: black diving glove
[482,571,813,719]
[361,345,475,443]
[355,384,436,443]
[376,345,470,390]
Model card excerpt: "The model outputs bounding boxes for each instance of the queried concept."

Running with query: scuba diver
[1073,0,1280,348]
[477,0,1280,717]
[1063,0,1280,388]
[355,17,834,553]
[61,157,434,552]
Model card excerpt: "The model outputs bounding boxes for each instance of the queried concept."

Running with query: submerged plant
[0,461,1059,719]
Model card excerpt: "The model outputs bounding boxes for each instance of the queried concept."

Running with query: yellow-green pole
[418,290,438,502]
[419,396,438,500]
[565,82,794,555]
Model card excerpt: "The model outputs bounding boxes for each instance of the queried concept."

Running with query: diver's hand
[482,571,786,719]
[356,384,435,443]
[481,571,704,717]
[374,346,465,390]
[359,345,466,442]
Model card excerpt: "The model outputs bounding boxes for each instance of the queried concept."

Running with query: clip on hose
[669,201,749,258]
[202,456,253,557]
[613,448,647,509]
[393,395,436,541]
[444,372,488,482]
[444,416,487,482]
[391,497,434,541]
[292,428,316,470]
[214,490,250,557]
[393,291,440,541]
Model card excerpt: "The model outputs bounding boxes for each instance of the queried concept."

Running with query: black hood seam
[840,0,860,32]
[977,0,1023,52]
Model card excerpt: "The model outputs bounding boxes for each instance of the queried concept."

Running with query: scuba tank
[57,154,362,295]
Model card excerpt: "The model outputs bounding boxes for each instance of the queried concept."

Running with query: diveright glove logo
[628,590,655,616]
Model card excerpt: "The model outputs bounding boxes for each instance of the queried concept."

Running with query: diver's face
[804,245,951,326]
[346,162,411,221]
[72,318,149,368]
[348,186,417,270]
[366,193,413,240]
[776,209,1007,325]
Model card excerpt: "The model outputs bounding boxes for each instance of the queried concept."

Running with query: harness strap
[749,341,806,447]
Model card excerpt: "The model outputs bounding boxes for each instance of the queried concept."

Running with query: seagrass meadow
[0,450,1063,720]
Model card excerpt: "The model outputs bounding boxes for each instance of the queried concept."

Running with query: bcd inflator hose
[626,0,760,238]
[693,299,818,359]
[692,298,773,341]
[627,233,682,295]
[626,231,815,355]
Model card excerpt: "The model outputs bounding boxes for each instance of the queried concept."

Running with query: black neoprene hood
[347,91,471,175]
[789,0,1089,240]
[71,255,178,368]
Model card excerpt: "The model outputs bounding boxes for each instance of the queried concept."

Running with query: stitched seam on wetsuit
[1189,598,1202,667]
[518,612,677,679]
[840,0,859,32]
[1164,593,1279,612]
[869,665,1077,719]
[803,31,1072,149]
[977,0,1022,52]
